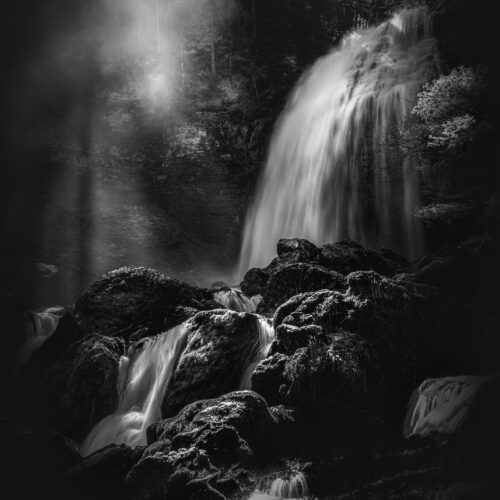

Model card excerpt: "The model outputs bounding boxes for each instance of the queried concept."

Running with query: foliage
[415,202,473,228]
[412,66,489,151]
[399,65,493,205]
[413,66,487,122]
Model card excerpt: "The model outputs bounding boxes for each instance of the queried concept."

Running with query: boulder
[161,310,261,418]
[1,425,81,500]
[318,239,408,276]
[75,267,213,338]
[240,239,409,316]
[277,238,320,260]
[34,335,126,441]
[152,391,278,462]
[253,333,385,410]
[403,238,500,300]
[257,263,346,315]
[271,324,326,355]
[65,444,145,500]
[126,444,248,500]
[240,239,320,298]
[240,267,270,297]
[9,310,85,417]
[253,270,467,413]
[273,272,418,346]
[128,392,277,499]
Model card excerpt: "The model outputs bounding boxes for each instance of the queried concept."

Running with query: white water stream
[81,323,188,456]
[239,6,437,272]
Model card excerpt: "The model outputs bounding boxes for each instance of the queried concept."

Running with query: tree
[412,66,489,153]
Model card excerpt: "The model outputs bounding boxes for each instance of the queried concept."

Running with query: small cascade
[240,316,275,390]
[249,472,310,500]
[404,375,489,438]
[81,323,188,456]
[214,288,262,313]
[269,473,310,499]
[18,306,65,365]
[239,6,437,272]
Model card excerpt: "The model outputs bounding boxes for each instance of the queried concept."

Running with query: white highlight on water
[214,288,262,313]
[249,472,310,500]
[239,6,437,272]
[404,375,489,438]
[240,316,275,390]
[81,324,188,456]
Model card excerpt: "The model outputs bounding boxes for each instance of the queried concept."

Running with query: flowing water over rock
[81,324,188,456]
[239,6,437,272]
[214,288,262,313]
[240,316,275,390]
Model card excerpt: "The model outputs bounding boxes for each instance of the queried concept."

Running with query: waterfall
[249,472,310,500]
[239,6,437,272]
[214,288,262,313]
[404,375,490,438]
[81,323,188,456]
[18,306,65,366]
[240,316,275,390]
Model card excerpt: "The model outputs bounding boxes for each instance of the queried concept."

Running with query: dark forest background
[1,3,500,500]
[0,0,498,308]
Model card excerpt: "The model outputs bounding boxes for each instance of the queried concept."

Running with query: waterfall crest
[239,6,437,272]
[81,323,188,456]
[240,316,275,390]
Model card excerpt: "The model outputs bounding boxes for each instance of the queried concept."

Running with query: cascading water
[18,306,65,366]
[404,375,490,438]
[214,288,262,313]
[249,472,310,500]
[269,473,309,499]
[81,323,188,456]
[240,316,275,390]
[239,6,437,272]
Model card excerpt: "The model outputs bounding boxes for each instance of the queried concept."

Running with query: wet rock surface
[161,310,261,418]
[251,269,467,413]
[128,391,281,499]
[3,237,499,499]
[241,238,411,316]
[258,263,346,316]
[1,425,81,500]
[65,444,145,500]
[75,267,213,338]
[34,335,126,441]
[318,239,408,276]
[154,391,278,461]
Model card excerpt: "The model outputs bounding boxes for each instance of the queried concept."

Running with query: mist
[1,0,242,308]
